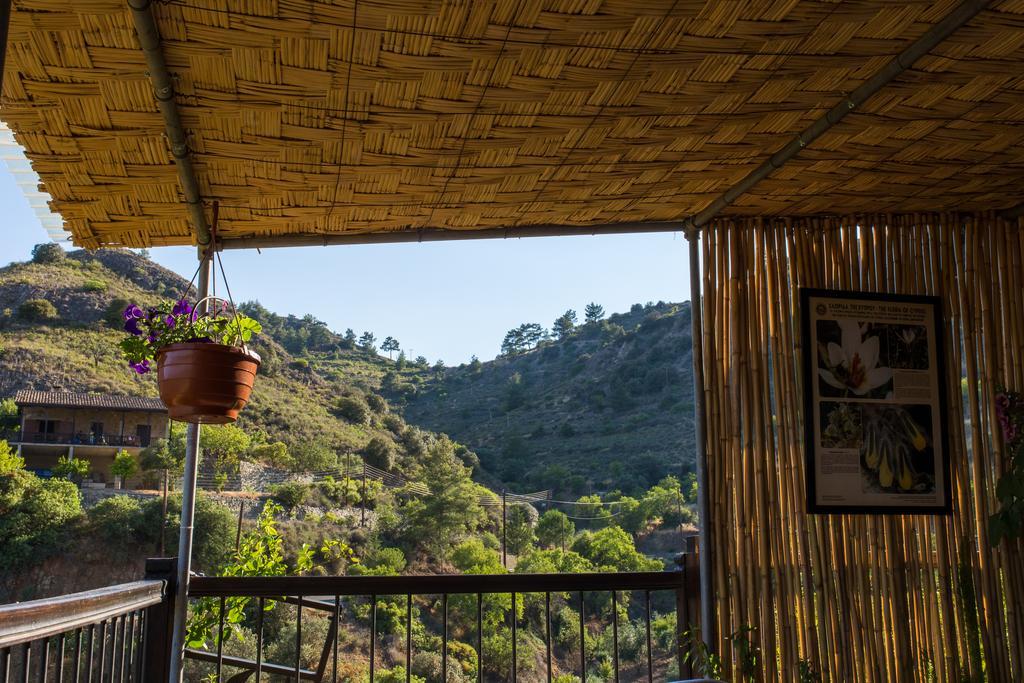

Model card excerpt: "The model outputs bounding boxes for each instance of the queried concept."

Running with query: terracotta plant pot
[156,342,261,424]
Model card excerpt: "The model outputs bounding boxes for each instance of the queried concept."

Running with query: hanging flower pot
[156,342,260,423]
[119,296,263,424]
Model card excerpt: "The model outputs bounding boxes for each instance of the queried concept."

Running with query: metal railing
[0,553,700,682]
[0,559,174,683]
[1,430,149,448]
[185,559,700,683]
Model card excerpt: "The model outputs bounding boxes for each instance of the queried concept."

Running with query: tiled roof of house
[13,390,166,413]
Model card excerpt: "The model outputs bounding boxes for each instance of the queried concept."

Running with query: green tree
[381,336,400,358]
[88,495,143,544]
[363,436,396,471]
[31,242,64,263]
[0,399,20,430]
[0,440,25,474]
[249,441,292,469]
[110,450,138,488]
[572,526,661,572]
[515,548,593,574]
[0,469,82,569]
[552,309,578,339]
[53,454,90,482]
[18,298,58,322]
[469,355,482,374]
[584,302,605,323]
[359,331,377,353]
[142,493,235,572]
[290,441,337,472]
[505,502,537,555]
[201,424,251,480]
[536,509,575,550]
[396,350,407,370]
[402,437,486,557]
[343,328,358,347]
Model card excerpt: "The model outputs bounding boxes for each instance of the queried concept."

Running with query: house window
[136,425,152,447]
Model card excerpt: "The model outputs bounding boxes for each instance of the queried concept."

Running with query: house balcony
[0,429,149,449]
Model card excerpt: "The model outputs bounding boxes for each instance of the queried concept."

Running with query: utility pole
[501,489,507,568]
[361,467,367,527]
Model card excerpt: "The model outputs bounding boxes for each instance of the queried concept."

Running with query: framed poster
[801,288,951,515]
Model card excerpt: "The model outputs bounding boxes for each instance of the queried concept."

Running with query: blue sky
[2,165,690,364]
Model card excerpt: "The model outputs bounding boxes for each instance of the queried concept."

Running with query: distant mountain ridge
[0,248,695,493]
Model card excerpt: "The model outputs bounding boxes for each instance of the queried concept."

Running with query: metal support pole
[168,253,212,682]
[685,228,714,649]
[501,490,508,568]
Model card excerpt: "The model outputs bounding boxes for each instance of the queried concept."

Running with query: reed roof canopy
[2,0,1024,250]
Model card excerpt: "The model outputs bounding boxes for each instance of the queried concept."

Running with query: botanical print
[859,405,935,494]
[820,402,862,449]
[816,320,894,399]
[886,324,929,370]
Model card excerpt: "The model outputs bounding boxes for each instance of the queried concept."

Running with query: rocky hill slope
[0,248,696,492]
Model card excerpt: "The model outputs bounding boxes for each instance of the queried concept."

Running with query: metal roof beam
[682,0,995,231]
[217,221,682,250]
[127,0,211,247]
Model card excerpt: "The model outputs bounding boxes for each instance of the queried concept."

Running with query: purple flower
[147,333,159,344]
[128,360,150,375]
[165,315,175,328]
[171,299,193,317]
[124,318,143,336]
[122,304,143,321]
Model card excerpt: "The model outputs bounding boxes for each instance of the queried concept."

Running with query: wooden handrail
[0,580,166,648]
[189,570,684,598]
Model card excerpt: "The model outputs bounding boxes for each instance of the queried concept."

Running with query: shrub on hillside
[81,278,108,292]
[362,436,395,471]
[104,298,130,327]
[0,469,82,570]
[271,481,310,511]
[88,495,142,545]
[365,393,388,413]
[333,396,370,424]
[17,298,58,322]
[290,441,336,472]
[31,243,65,263]
[53,454,90,482]
[381,413,405,434]
[140,494,235,572]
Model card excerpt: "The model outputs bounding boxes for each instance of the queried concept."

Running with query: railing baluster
[117,615,128,683]
[405,594,411,683]
[72,629,81,683]
[110,615,120,683]
[333,595,340,683]
[645,590,653,683]
[510,593,517,683]
[84,625,94,683]
[476,594,482,683]
[1,646,8,683]
[98,620,107,681]
[579,591,585,683]
[216,596,226,682]
[18,642,28,683]
[255,598,264,683]
[41,637,51,683]
[369,595,376,683]
[295,596,303,683]
[127,612,138,683]
[55,634,64,683]
[612,591,619,683]
[441,594,448,683]
[544,593,552,683]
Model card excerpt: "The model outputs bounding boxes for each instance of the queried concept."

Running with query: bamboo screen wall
[699,214,1023,682]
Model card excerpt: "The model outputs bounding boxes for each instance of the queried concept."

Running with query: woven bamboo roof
[3,0,1024,249]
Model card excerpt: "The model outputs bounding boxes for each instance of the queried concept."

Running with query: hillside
[0,248,433,465]
[404,303,696,496]
[0,247,696,493]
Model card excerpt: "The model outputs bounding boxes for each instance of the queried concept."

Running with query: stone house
[4,390,169,485]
